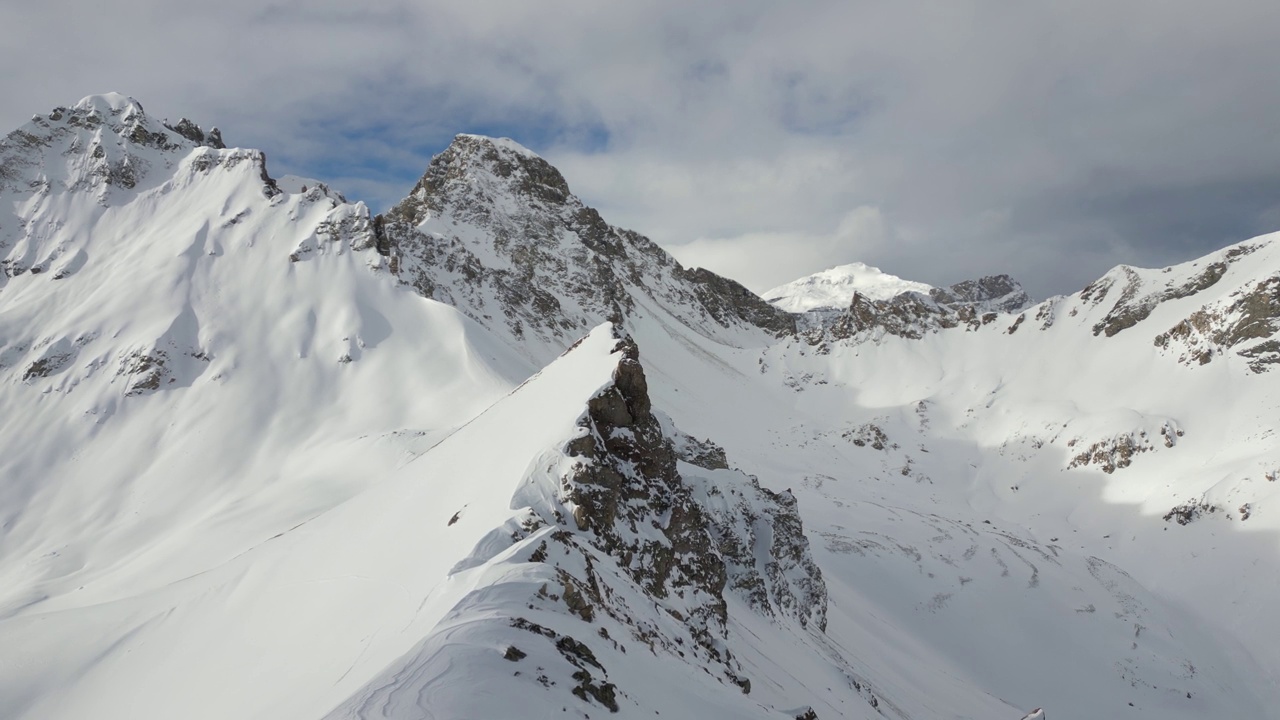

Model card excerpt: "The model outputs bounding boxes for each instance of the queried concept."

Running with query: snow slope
[3,325,623,719]
[715,234,1280,718]
[3,95,1280,720]
[0,95,534,625]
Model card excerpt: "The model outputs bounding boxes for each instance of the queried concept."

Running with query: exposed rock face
[696,480,828,631]
[163,117,225,149]
[677,266,798,338]
[370,134,794,359]
[1065,422,1182,474]
[560,331,826,627]
[1048,239,1280,373]
[1154,272,1280,372]
[821,292,972,342]
[669,426,730,470]
[928,274,1031,315]
[1088,244,1261,339]
[1091,264,1224,338]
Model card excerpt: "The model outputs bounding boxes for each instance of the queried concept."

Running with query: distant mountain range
[2,94,1279,720]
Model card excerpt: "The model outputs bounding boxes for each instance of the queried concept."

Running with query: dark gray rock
[808,274,1030,344]
[929,274,1031,314]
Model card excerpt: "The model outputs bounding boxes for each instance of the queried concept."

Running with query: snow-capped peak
[388,132,574,229]
[375,130,795,363]
[764,261,934,312]
[0,93,230,203]
[454,132,541,159]
[72,92,144,116]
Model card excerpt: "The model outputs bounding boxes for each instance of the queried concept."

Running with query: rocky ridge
[326,328,855,718]
[534,331,834,708]
[1068,238,1280,373]
[0,93,229,203]
[0,94,278,288]
[559,331,828,633]
[796,273,1032,343]
[778,233,1280,378]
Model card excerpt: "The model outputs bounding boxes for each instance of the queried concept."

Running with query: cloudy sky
[3,0,1278,297]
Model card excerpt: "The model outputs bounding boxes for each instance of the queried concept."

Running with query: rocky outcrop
[1164,498,1220,525]
[559,331,826,626]
[1065,422,1182,474]
[0,95,227,201]
[677,266,798,338]
[669,426,731,470]
[928,274,1031,315]
[1090,243,1261,338]
[494,330,829,711]
[806,275,1030,343]
[842,423,891,451]
[162,118,225,149]
[695,479,828,631]
[1154,272,1280,372]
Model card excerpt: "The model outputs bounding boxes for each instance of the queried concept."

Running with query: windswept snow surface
[763,262,934,311]
[4,98,1280,720]
[2,324,625,719]
[651,234,1280,719]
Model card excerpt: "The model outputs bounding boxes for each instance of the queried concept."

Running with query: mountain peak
[390,133,570,227]
[55,93,225,151]
[0,93,229,201]
[72,92,144,116]
[371,130,795,361]
[764,261,934,312]
[452,132,542,159]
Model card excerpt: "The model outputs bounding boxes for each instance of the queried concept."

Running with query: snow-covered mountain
[3,95,1280,720]
[374,132,794,363]
[765,262,1032,338]
[763,262,934,311]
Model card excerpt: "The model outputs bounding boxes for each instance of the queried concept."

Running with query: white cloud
[668,206,894,293]
[3,0,1279,296]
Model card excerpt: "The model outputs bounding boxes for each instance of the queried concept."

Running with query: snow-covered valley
[2,94,1279,720]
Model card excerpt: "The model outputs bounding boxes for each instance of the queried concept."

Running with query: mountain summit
[3,96,1280,720]
[0,93,226,203]
[371,132,795,361]
[764,261,934,311]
